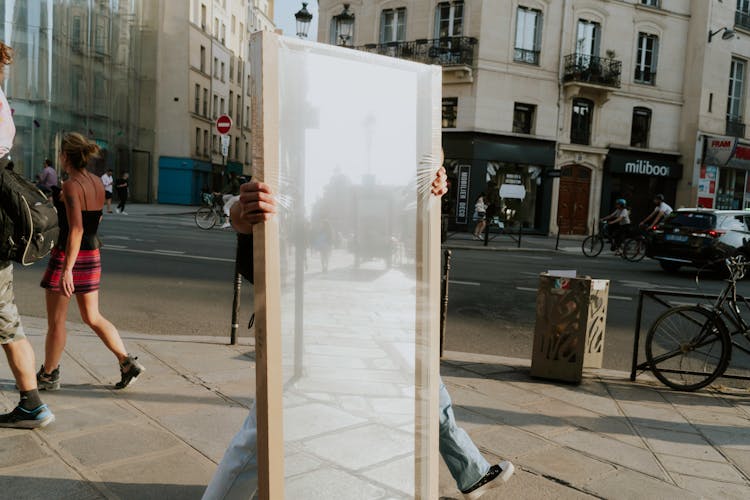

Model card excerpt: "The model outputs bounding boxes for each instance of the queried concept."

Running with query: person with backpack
[37,133,145,391]
[0,41,55,428]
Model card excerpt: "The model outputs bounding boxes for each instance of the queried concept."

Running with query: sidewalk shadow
[0,476,206,500]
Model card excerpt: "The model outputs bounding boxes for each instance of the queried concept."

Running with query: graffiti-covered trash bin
[530,273,609,383]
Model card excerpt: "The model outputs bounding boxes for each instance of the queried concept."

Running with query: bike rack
[630,288,750,383]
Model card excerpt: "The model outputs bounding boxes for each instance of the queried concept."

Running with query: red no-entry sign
[216,114,232,135]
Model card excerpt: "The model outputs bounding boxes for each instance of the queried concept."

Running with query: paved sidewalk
[1,318,748,499]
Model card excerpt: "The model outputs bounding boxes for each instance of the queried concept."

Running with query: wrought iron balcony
[357,37,478,68]
[736,10,750,31]
[562,54,622,88]
[726,117,746,138]
[514,48,540,65]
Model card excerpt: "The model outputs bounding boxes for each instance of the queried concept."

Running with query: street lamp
[708,26,735,43]
[294,2,313,39]
[335,3,355,46]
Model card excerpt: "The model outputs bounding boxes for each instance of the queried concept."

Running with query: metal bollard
[440,249,452,358]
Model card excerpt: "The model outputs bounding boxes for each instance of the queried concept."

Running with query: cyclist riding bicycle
[601,198,631,253]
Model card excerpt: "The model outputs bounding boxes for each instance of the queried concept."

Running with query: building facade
[318,0,750,234]
[1,0,158,202]
[156,0,275,205]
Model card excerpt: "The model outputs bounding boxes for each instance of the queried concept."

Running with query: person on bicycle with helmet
[640,194,673,228]
[601,198,631,254]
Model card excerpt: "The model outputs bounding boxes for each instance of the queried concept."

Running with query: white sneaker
[221,221,231,229]
[115,208,120,214]
[121,211,128,215]
[461,461,514,500]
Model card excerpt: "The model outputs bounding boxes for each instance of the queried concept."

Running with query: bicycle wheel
[195,207,218,230]
[581,235,604,257]
[622,238,646,262]
[645,305,731,391]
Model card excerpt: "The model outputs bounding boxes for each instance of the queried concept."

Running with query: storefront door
[558,165,591,235]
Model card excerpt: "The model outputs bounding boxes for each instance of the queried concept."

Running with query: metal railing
[563,53,622,88]
[736,10,750,31]
[514,48,540,65]
[727,117,746,138]
[357,36,478,67]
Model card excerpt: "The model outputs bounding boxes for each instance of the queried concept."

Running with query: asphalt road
[10,210,750,373]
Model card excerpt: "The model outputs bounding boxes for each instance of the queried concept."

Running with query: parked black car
[646,209,750,272]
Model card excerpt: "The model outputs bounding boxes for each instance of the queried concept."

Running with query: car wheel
[659,261,681,273]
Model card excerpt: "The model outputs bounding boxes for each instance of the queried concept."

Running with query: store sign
[455,165,471,225]
[623,159,671,177]
[704,136,738,166]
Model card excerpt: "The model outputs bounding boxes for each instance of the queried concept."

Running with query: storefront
[601,149,682,223]
[442,132,556,233]
[701,136,750,209]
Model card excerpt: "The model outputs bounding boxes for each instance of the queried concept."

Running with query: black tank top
[54,176,102,251]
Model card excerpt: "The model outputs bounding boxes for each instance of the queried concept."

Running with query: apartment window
[195,128,201,154]
[380,8,406,43]
[245,142,249,163]
[229,91,234,118]
[630,107,651,148]
[237,101,242,123]
[739,1,750,32]
[246,105,250,127]
[229,57,234,80]
[728,58,746,135]
[214,18,219,37]
[220,98,225,115]
[203,88,208,116]
[213,94,218,119]
[435,1,464,38]
[221,62,225,81]
[194,84,200,114]
[513,103,536,134]
[641,0,660,7]
[72,17,82,50]
[232,15,236,33]
[95,17,107,54]
[514,6,542,65]
[221,23,226,44]
[442,97,458,128]
[213,57,218,77]
[576,19,600,57]
[203,130,209,155]
[235,137,240,159]
[247,75,251,95]
[201,4,207,29]
[200,46,206,72]
[634,33,658,85]
[571,98,593,145]
[213,134,218,153]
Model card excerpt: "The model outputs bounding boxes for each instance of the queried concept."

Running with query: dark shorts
[40,248,102,295]
[105,191,113,200]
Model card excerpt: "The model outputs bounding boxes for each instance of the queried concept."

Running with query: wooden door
[557,165,591,235]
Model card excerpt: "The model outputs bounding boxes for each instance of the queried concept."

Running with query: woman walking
[472,192,488,240]
[38,133,144,390]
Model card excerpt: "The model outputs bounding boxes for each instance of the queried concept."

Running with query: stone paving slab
[0,323,748,499]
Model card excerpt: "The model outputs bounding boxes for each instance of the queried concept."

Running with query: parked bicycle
[645,256,750,391]
[581,221,645,261]
[195,192,226,230]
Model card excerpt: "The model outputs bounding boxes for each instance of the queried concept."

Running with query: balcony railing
[562,53,622,88]
[514,48,540,65]
[727,117,746,138]
[736,10,750,31]
[357,37,478,67]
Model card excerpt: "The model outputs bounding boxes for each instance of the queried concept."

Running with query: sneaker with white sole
[461,461,515,500]
[0,404,55,429]
[115,355,145,389]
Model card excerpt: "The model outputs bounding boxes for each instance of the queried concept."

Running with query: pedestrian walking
[203,168,513,500]
[38,133,144,391]
[101,168,114,214]
[472,192,487,240]
[0,41,55,429]
[220,172,241,228]
[36,158,58,194]
[115,172,129,214]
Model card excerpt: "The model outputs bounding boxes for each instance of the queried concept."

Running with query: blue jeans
[203,379,489,498]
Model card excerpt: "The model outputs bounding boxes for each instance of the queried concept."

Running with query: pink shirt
[0,87,15,158]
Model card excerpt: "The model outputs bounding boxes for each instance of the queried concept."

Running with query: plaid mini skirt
[40,248,101,295]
